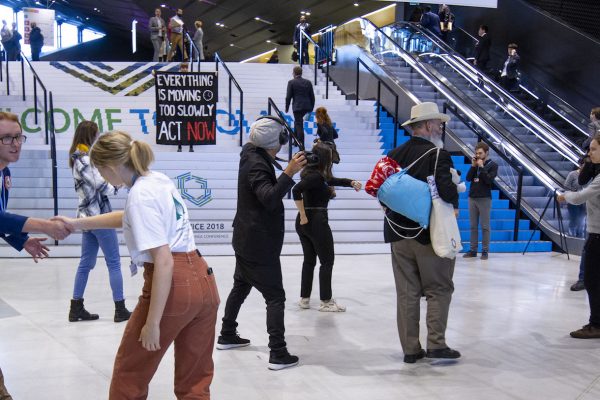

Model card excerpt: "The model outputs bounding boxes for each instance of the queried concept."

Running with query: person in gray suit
[193,20,204,61]
[149,8,166,62]
[285,66,315,147]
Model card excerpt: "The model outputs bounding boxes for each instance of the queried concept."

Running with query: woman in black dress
[293,143,362,312]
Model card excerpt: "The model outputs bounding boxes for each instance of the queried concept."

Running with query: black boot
[114,300,132,323]
[68,299,99,322]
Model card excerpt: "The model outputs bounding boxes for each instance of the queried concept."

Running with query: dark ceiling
[2,0,388,61]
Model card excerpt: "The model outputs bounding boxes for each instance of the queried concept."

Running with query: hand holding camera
[285,151,307,177]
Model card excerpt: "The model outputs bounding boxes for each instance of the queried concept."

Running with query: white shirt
[123,171,195,265]
[170,16,184,34]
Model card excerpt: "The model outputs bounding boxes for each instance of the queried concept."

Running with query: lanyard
[0,169,6,213]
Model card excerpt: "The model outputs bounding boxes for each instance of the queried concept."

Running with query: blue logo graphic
[175,172,212,207]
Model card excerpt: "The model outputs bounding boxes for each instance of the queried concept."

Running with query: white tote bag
[427,150,463,259]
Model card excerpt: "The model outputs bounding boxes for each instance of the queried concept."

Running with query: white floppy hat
[249,117,283,149]
[401,102,450,127]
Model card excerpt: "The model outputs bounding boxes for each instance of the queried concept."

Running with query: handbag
[427,152,463,259]
[378,148,438,232]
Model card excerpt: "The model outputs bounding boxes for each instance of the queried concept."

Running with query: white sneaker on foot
[299,298,310,309]
[319,299,346,312]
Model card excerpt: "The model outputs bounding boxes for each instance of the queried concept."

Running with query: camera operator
[217,116,307,370]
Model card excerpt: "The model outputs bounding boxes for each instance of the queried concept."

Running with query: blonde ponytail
[90,131,154,175]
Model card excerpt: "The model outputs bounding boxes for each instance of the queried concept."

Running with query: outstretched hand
[351,180,362,191]
[23,237,50,263]
[44,218,74,240]
[50,216,77,236]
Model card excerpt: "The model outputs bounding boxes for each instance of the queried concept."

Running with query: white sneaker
[299,298,310,309]
[318,299,346,312]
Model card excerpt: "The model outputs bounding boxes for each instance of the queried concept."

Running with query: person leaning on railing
[557,134,600,339]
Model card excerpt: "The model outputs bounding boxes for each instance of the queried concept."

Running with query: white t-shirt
[123,171,195,265]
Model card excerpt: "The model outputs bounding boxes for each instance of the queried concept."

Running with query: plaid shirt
[71,151,116,218]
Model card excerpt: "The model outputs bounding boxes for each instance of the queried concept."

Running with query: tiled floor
[0,252,598,399]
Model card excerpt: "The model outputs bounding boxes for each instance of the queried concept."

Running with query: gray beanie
[249,117,283,149]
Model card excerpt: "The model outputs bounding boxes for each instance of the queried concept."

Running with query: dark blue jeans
[73,229,124,301]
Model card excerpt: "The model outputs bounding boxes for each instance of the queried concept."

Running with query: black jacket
[474,34,491,65]
[466,159,498,198]
[383,136,459,245]
[232,143,295,263]
[285,76,315,113]
[316,123,338,142]
[29,27,44,48]
[502,54,520,79]
[293,22,311,45]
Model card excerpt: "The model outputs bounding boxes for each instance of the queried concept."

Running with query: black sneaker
[268,351,299,370]
[426,347,461,359]
[462,252,477,258]
[216,334,251,350]
[481,252,489,260]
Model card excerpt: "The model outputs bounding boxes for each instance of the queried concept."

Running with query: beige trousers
[390,239,455,355]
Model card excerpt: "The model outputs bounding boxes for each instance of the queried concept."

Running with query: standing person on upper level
[293,15,311,65]
[149,7,166,62]
[67,121,131,323]
[473,25,491,72]
[193,20,204,61]
[583,107,600,152]
[420,6,442,37]
[29,22,44,61]
[557,134,600,339]
[8,23,21,61]
[167,8,188,62]
[285,66,315,148]
[500,43,520,91]
[293,142,362,312]
[438,4,455,44]
[463,142,498,260]
[217,116,306,370]
[385,102,460,364]
[1,20,12,61]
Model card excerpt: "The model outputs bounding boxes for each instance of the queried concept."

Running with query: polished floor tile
[0,252,598,399]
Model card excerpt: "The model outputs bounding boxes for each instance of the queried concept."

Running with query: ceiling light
[305,12,311,16]
[229,43,234,46]
[254,16,273,25]
[161,4,166,7]
[266,40,271,43]
[354,2,359,6]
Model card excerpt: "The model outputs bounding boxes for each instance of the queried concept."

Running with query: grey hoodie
[564,173,600,234]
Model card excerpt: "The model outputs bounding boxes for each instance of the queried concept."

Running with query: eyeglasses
[0,135,27,145]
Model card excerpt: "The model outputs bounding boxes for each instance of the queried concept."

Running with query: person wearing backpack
[384,102,460,364]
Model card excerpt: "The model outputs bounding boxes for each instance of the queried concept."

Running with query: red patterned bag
[365,156,401,197]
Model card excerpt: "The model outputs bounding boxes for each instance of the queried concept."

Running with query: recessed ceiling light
[354,2,359,6]
[266,40,271,43]
[229,43,234,46]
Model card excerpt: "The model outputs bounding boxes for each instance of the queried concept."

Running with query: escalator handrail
[451,25,590,137]
[391,22,584,159]
[358,17,565,190]
[421,51,582,162]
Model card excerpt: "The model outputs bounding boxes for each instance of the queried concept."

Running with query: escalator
[404,22,592,150]
[332,18,586,253]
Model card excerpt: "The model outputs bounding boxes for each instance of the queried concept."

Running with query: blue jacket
[1,167,28,250]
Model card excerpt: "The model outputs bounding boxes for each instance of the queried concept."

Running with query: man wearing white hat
[217,116,307,370]
[384,102,461,363]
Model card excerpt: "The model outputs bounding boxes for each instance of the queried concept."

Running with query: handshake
[26,215,77,240]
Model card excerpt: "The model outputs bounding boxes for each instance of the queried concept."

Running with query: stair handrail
[355,57,401,149]
[48,91,58,244]
[299,29,331,99]
[19,52,50,145]
[267,97,298,199]
[393,22,584,161]
[214,52,244,146]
